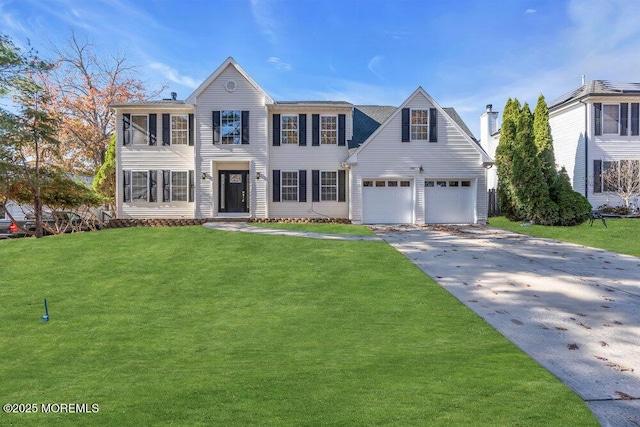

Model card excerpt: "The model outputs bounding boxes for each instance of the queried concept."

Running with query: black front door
[219,170,249,213]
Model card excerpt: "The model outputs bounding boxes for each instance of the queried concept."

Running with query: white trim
[280,170,299,202]
[170,114,189,145]
[170,170,189,202]
[131,114,148,145]
[320,114,338,144]
[320,170,338,201]
[131,170,149,201]
[281,114,299,144]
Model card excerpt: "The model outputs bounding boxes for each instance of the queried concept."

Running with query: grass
[0,227,597,426]
[488,216,640,257]
[249,221,375,236]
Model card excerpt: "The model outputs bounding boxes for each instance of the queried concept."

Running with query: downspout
[579,99,589,199]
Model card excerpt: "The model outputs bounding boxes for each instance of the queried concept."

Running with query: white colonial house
[549,80,640,208]
[111,57,492,224]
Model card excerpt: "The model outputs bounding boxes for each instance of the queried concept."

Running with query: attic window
[411,109,429,140]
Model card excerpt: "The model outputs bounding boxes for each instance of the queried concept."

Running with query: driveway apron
[376,225,640,427]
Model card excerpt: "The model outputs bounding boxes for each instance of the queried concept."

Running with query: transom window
[131,171,149,201]
[171,171,188,201]
[281,171,298,201]
[171,115,188,145]
[411,109,429,140]
[131,115,148,145]
[321,171,338,201]
[221,110,241,144]
[603,104,620,135]
[321,115,337,144]
[281,115,298,144]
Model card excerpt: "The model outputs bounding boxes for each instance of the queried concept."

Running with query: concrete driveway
[375,225,640,427]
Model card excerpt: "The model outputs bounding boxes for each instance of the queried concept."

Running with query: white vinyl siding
[348,91,487,224]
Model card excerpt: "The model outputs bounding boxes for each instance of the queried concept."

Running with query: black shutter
[429,108,438,142]
[149,170,157,202]
[312,114,320,146]
[272,170,281,202]
[299,114,307,146]
[299,170,307,202]
[338,114,346,146]
[123,170,131,202]
[620,103,628,136]
[162,170,170,202]
[594,103,602,136]
[213,111,221,143]
[162,114,170,145]
[188,114,194,146]
[123,114,131,146]
[338,170,346,202]
[272,114,281,146]
[188,170,194,202]
[401,108,410,142]
[241,111,249,144]
[312,170,320,202]
[594,160,602,193]
[149,114,157,146]
[632,103,639,136]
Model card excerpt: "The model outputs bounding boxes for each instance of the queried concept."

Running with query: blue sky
[2,0,640,138]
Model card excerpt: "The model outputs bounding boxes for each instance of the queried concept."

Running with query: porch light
[256,171,262,180]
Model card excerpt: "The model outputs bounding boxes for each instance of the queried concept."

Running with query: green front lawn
[249,221,375,236]
[0,227,596,426]
[488,216,640,257]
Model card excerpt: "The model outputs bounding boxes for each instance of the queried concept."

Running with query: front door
[219,170,249,213]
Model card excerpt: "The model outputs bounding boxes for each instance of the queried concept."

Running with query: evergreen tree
[533,95,557,190]
[94,133,116,213]
[495,98,522,220]
[511,103,556,223]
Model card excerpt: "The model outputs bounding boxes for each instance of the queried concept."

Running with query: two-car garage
[361,178,476,224]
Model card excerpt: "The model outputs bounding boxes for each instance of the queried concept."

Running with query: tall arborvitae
[533,95,557,190]
[495,98,521,220]
[511,103,555,222]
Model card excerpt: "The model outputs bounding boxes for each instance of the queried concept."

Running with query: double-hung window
[320,171,337,201]
[171,171,189,201]
[221,110,241,144]
[171,115,189,145]
[602,105,620,135]
[131,115,148,145]
[321,115,337,144]
[281,115,298,144]
[131,171,149,201]
[281,171,299,201]
[411,109,429,140]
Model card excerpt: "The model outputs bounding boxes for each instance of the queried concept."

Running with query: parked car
[7,211,102,237]
[0,219,11,239]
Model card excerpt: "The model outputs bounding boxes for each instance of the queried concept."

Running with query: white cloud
[525,8,536,14]
[267,57,292,71]
[250,0,278,44]
[149,63,199,89]
[367,55,384,79]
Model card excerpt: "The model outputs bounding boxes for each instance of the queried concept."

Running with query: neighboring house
[111,57,492,224]
[549,80,640,208]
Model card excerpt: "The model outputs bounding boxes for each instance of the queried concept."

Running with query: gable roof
[347,87,491,163]
[442,107,477,143]
[185,57,274,104]
[549,80,640,110]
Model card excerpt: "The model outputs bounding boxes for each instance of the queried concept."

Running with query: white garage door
[424,180,475,224]
[362,179,414,224]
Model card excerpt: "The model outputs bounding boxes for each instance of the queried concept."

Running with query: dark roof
[350,105,396,149]
[443,107,477,142]
[549,80,640,110]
